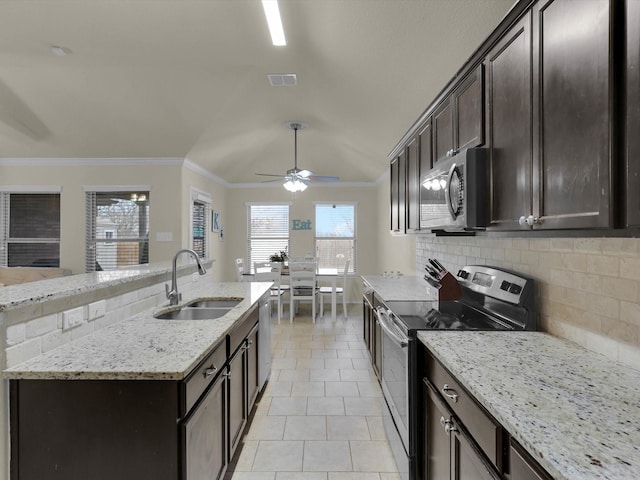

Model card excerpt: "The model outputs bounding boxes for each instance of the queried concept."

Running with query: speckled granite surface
[361,275,434,301]
[418,331,640,480]
[4,281,271,380]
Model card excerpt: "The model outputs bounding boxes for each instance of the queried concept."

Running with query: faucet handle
[165,283,170,300]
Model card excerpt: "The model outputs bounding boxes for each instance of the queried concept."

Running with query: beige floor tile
[233,440,259,471]
[272,358,298,370]
[307,397,345,416]
[284,415,327,440]
[269,397,308,416]
[357,382,383,397]
[348,341,367,350]
[340,369,375,382]
[344,397,383,416]
[303,441,352,472]
[351,359,373,370]
[337,349,366,359]
[309,369,341,381]
[296,358,328,369]
[264,381,293,397]
[311,349,337,358]
[276,473,328,480]
[232,472,276,480]
[325,381,359,397]
[328,474,381,480]
[278,369,311,381]
[254,396,273,416]
[246,415,286,440]
[350,441,398,472]
[252,440,304,472]
[291,381,326,397]
[285,349,313,359]
[379,474,402,480]
[327,416,371,440]
[325,358,354,370]
[365,417,386,441]
[325,341,350,350]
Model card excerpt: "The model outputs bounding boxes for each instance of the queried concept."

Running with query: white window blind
[192,200,209,259]
[0,192,61,267]
[247,204,290,271]
[315,203,356,273]
[85,191,149,272]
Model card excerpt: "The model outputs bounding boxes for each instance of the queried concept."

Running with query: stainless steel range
[376,264,537,480]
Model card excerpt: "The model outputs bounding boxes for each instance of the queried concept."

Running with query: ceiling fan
[256,121,339,191]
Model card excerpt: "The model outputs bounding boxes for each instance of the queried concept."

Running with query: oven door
[376,306,411,476]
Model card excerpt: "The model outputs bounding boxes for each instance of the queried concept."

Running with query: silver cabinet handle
[442,384,459,403]
[444,420,458,435]
[526,215,542,226]
[203,364,217,378]
[518,215,527,226]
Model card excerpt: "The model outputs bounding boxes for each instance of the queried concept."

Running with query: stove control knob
[500,280,511,291]
[509,284,523,295]
[457,270,470,279]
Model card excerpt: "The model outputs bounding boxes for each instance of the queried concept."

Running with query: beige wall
[0,162,229,275]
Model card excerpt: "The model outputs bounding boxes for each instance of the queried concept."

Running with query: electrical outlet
[62,307,84,331]
[88,300,106,320]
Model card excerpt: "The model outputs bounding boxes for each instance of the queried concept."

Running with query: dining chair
[254,261,286,322]
[234,258,246,282]
[288,260,320,323]
[320,259,350,319]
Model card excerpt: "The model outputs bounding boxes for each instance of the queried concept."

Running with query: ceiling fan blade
[297,169,313,178]
[309,175,339,182]
[260,178,286,183]
[255,173,285,178]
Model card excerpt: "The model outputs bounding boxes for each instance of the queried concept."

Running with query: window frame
[246,202,291,273]
[190,187,211,260]
[314,202,357,274]
[0,186,62,268]
[84,185,150,273]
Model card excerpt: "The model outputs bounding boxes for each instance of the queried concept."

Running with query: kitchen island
[2,264,272,480]
[418,331,640,480]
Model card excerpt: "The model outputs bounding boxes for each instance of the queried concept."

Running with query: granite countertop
[361,274,434,301]
[4,281,272,381]
[417,331,640,480]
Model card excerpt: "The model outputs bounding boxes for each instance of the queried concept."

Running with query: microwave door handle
[445,162,457,221]
[375,307,409,348]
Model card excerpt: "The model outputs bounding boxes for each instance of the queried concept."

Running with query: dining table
[244,268,340,321]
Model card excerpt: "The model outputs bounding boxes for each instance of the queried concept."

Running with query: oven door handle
[375,307,409,348]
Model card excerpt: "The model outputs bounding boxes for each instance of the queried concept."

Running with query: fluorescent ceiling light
[262,0,286,46]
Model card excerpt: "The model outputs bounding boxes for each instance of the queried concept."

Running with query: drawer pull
[203,365,217,378]
[442,384,459,403]
[440,416,457,435]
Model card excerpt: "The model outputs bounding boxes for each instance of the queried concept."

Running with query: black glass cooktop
[384,300,512,332]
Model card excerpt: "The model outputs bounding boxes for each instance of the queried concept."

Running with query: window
[0,191,61,267]
[191,188,211,259]
[315,203,356,273]
[247,204,290,271]
[85,189,149,272]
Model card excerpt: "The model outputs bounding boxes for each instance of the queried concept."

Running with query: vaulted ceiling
[0,0,515,184]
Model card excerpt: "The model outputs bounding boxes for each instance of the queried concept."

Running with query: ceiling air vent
[268,73,297,86]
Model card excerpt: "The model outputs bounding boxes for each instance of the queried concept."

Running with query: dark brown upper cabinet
[486,12,533,230]
[626,0,640,227]
[529,0,613,230]
[433,65,485,164]
[488,0,613,231]
[390,151,406,233]
[406,135,421,232]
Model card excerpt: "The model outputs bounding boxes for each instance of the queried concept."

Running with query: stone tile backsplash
[416,235,640,369]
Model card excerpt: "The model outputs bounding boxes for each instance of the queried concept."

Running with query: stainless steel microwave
[419,147,488,231]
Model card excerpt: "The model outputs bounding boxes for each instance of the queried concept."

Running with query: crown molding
[183,158,229,186]
[0,157,184,167]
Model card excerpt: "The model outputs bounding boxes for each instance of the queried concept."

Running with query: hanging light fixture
[283,178,308,192]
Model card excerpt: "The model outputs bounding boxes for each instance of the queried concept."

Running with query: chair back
[288,260,317,292]
[341,259,350,288]
[254,261,282,287]
[235,258,245,282]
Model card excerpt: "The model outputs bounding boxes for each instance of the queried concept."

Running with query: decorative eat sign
[292,219,312,230]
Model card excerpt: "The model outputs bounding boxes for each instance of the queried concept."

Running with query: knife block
[436,272,462,301]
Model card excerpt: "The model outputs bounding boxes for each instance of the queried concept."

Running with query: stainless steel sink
[187,297,243,308]
[154,307,232,320]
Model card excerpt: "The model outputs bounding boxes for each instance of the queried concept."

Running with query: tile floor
[229,304,400,480]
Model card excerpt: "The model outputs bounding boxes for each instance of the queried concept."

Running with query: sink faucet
[166,249,207,306]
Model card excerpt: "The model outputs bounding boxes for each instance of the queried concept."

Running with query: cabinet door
[423,380,452,480]
[510,439,553,480]
[363,296,372,357]
[486,12,533,230]
[406,135,421,232]
[373,312,382,380]
[246,325,259,411]
[184,373,227,480]
[390,156,401,232]
[454,65,484,152]
[451,420,502,480]
[531,0,613,229]
[626,0,640,226]
[228,348,247,459]
[433,99,454,164]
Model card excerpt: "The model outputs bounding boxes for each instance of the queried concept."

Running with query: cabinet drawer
[183,340,227,414]
[426,352,502,468]
[229,306,258,355]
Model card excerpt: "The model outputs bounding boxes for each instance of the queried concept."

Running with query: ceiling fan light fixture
[283,178,308,192]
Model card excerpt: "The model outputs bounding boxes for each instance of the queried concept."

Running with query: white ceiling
[0,0,515,184]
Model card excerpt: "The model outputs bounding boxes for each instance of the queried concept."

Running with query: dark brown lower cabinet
[184,372,227,480]
[510,439,554,480]
[362,288,382,381]
[423,380,500,480]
